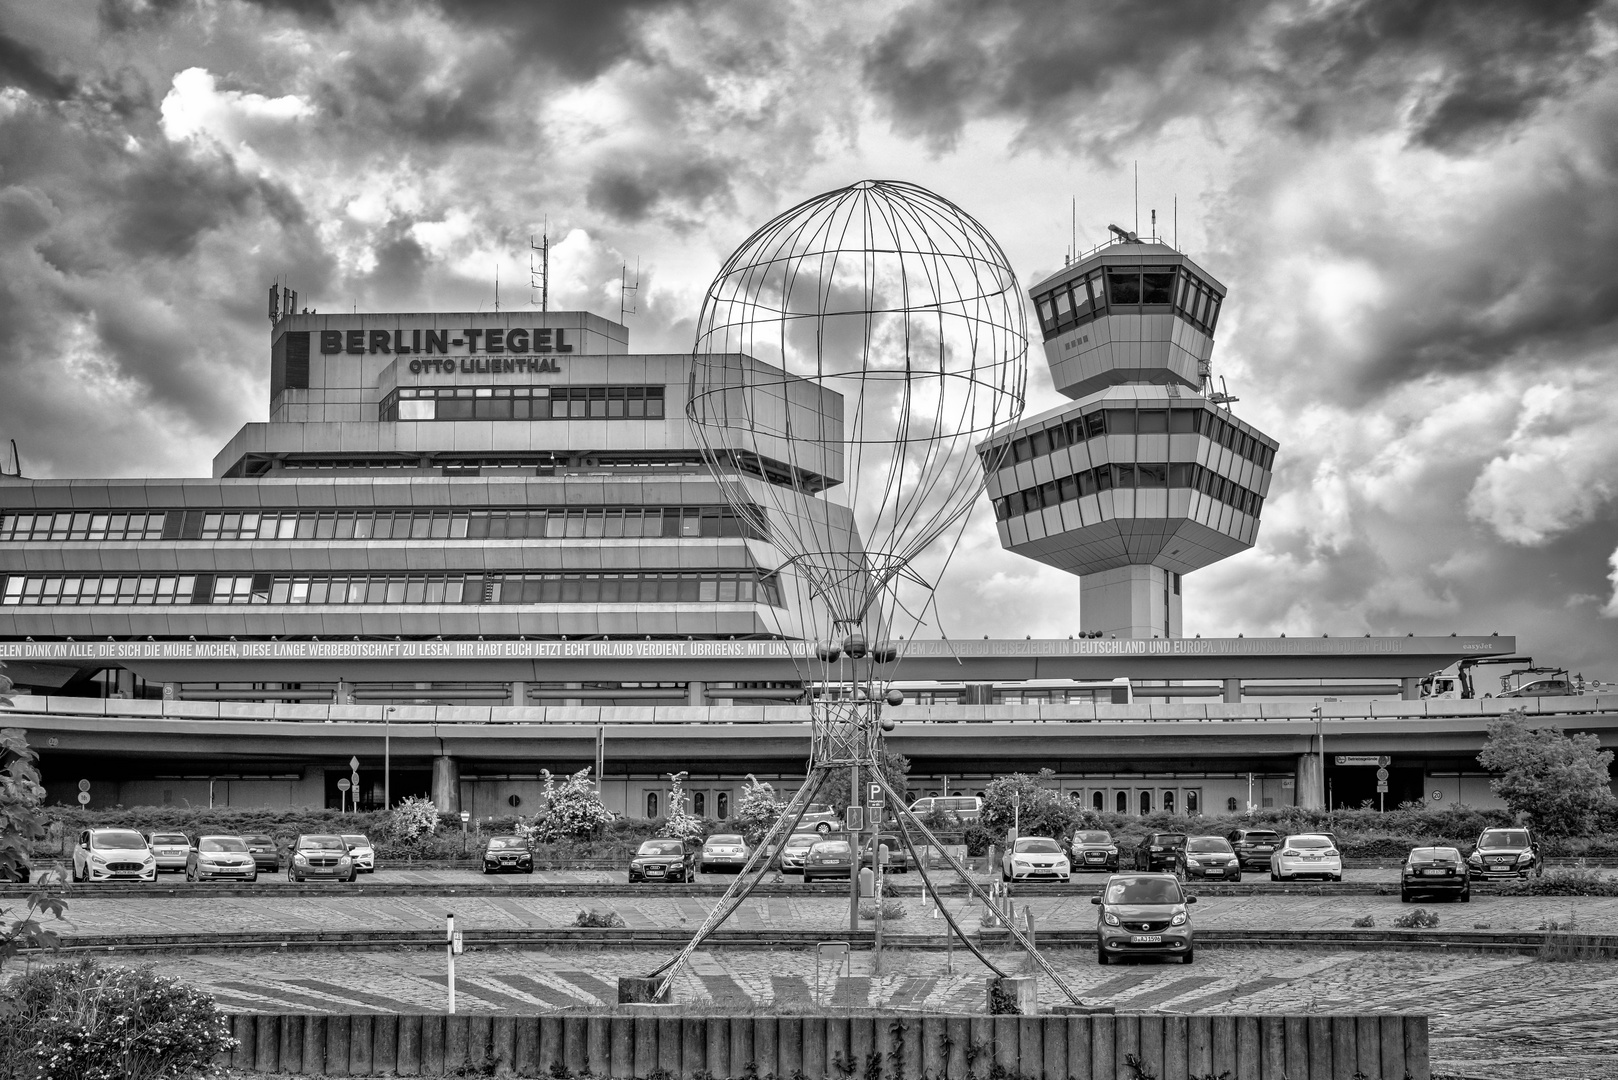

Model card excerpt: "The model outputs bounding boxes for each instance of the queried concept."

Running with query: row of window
[643,791,733,820]
[983,407,1274,474]
[1033,263,1223,341]
[0,570,785,608]
[993,462,1264,520]
[0,506,758,543]
[380,385,666,421]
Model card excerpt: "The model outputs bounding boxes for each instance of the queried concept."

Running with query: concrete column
[511,680,527,707]
[1295,753,1324,810]
[432,755,461,815]
[1402,677,1419,700]
[686,681,705,706]
[1223,679,1241,704]
[115,669,135,699]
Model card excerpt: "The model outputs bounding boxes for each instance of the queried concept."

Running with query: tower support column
[1295,753,1324,810]
[1080,565,1182,639]
[432,755,460,815]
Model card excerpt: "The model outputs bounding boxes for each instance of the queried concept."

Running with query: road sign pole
[446,913,456,1014]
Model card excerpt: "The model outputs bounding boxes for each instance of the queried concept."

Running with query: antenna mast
[494,265,500,313]
[620,260,640,324]
[531,221,549,313]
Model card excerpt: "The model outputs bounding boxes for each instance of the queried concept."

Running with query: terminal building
[1,247,1610,820]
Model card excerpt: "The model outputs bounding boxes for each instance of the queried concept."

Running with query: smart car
[700,834,749,874]
[1071,830,1120,872]
[146,831,193,873]
[803,838,855,882]
[71,828,157,883]
[1092,873,1196,965]
[287,834,357,882]
[1001,836,1072,883]
[1467,827,1541,880]
[186,835,258,882]
[1133,832,1187,872]
[482,836,535,874]
[1176,836,1241,882]
[340,833,377,873]
[1269,833,1342,882]
[628,839,696,883]
[1402,846,1469,902]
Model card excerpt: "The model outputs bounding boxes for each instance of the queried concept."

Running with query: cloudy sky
[3,0,1618,680]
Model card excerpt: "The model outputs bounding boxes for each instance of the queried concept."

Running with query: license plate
[1205,868,1224,875]
[1131,935,1162,943]
[647,868,665,875]
[1422,869,1448,876]
[1254,847,1272,853]
[1303,855,1322,860]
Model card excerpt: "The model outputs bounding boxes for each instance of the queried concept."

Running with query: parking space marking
[552,970,617,1003]
[490,973,595,1008]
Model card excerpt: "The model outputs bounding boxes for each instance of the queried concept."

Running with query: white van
[909,796,983,822]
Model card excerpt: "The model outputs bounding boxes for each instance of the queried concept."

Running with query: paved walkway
[35,889,1618,938]
[25,947,1608,1080]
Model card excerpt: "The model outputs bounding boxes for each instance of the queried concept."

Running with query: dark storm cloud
[311,36,515,144]
[102,144,304,259]
[863,0,1612,151]
[0,30,77,99]
[586,157,733,224]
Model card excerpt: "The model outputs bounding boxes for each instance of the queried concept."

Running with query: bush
[1351,915,1375,928]
[733,777,786,844]
[573,908,626,928]
[387,795,440,850]
[530,769,614,843]
[1393,908,1440,929]
[963,823,995,857]
[0,957,235,1079]
[1498,869,1618,898]
[858,899,905,921]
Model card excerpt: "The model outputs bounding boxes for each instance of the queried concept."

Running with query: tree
[660,774,706,842]
[982,769,1081,841]
[733,775,786,843]
[1477,711,1616,836]
[1,727,66,983]
[818,749,911,812]
[530,768,615,842]
[386,794,441,849]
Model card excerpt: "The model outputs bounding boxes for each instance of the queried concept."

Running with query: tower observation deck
[978,231,1278,639]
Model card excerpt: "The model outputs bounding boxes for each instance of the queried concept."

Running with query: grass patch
[1497,868,1618,897]
[858,899,906,921]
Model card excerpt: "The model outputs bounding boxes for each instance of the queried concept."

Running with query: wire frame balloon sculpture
[625,181,1097,1009]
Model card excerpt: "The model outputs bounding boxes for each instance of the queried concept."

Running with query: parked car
[700,834,749,874]
[797,805,843,834]
[1269,834,1342,882]
[777,833,821,874]
[186,835,258,882]
[861,834,912,874]
[628,839,696,883]
[1176,836,1241,882]
[1001,836,1071,883]
[482,836,535,874]
[1468,827,1542,879]
[287,834,357,882]
[243,834,281,873]
[1402,846,1470,902]
[908,795,983,822]
[1071,830,1120,873]
[1133,833,1187,872]
[146,831,193,873]
[340,834,377,873]
[1092,873,1196,965]
[71,828,157,883]
[1226,828,1283,870]
[803,838,855,882]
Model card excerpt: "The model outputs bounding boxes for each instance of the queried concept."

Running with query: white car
[700,834,749,873]
[186,835,258,882]
[340,834,376,873]
[72,828,157,883]
[146,831,193,873]
[1269,833,1343,882]
[1001,836,1071,883]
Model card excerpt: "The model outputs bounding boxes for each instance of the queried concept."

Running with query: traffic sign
[459,811,471,822]
[1334,755,1379,766]
[77,792,90,805]
[1378,756,1391,767]
[1376,781,1389,793]
[867,782,884,805]
[78,779,91,792]
[337,778,351,791]
[1431,790,1444,802]
[1375,767,1389,781]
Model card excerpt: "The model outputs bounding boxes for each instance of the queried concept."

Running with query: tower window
[646,792,659,819]
[1139,790,1152,815]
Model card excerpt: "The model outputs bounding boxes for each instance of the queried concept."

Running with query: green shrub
[1499,869,1618,898]
[858,899,905,921]
[573,908,626,928]
[1351,915,1375,928]
[0,957,234,1079]
[1392,908,1440,929]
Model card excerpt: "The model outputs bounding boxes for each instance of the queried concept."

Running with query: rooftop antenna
[1070,197,1076,265]
[2,439,20,478]
[1133,160,1139,236]
[530,221,550,313]
[1174,195,1178,250]
[620,260,640,324]
[1151,208,1156,241]
[494,264,500,313]
[268,282,280,325]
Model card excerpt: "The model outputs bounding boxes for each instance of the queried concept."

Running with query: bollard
[987,975,1038,1015]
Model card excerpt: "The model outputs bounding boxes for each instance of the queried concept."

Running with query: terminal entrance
[1325,762,1424,810]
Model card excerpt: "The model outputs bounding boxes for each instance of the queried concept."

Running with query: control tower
[979,229,1277,638]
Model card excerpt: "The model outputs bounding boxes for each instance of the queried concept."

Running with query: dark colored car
[242,834,281,873]
[1402,846,1470,902]
[1176,836,1241,882]
[629,839,696,883]
[1226,828,1283,870]
[1071,830,1119,873]
[1092,873,1196,965]
[861,834,912,874]
[287,834,356,882]
[1133,833,1187,872]
[803,838,855,882]
[1467,828,1541,879]
[483,836,535,874]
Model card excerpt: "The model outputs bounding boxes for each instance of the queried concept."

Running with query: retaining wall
[221,1010,1429,1079]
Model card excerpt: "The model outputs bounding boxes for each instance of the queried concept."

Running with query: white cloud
[159,68,312,169]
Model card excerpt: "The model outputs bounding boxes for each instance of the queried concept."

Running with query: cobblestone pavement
[22,946,1607,1080]
[36,886,1618,937]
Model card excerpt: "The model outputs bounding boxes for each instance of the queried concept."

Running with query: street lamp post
[384,706,396,810]
[1311,705,1325,811]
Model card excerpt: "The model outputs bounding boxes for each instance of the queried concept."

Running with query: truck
[1418,655,1532,699]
